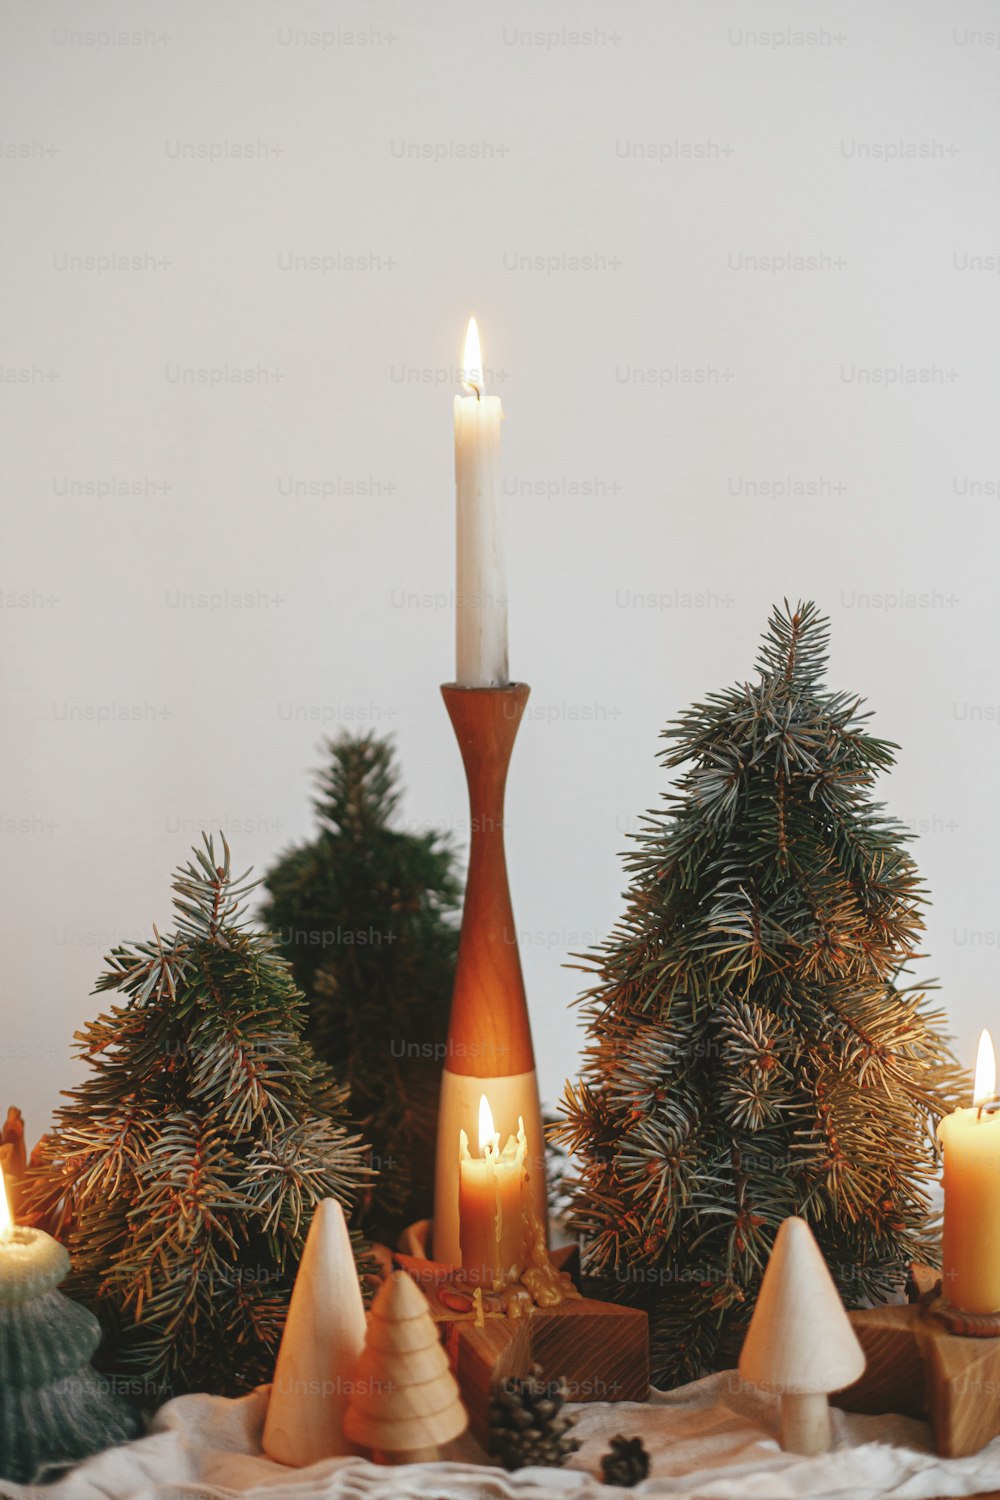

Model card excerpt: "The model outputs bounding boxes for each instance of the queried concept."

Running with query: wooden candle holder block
[394,1235,647,1446]
[444,1296,649,1445]
[836,1301,1000,1458]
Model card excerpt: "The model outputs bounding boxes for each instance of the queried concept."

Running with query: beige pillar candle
[458,1096,526,1287]
[939,1029,1000,1315]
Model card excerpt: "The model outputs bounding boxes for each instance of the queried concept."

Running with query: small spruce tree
[30,836,370,1402]
[555,602,961,1387]
[262,735,460,1241]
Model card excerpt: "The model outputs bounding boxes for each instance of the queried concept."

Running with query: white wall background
[1,0,998,1134]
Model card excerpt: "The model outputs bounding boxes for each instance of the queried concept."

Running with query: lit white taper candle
[454,318,507,688]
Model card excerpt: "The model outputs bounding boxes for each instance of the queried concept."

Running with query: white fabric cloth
[3,1373,1000,1500]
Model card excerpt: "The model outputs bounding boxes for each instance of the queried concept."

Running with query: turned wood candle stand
[836,1277,1000,1458]
[432,682,548,1268]
[425,683,650,1442]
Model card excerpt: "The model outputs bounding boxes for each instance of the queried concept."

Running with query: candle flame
[478,1093,495,1155]
[0,1165,13,1241]
[463,317,483,397]
[974,1028,996,1107]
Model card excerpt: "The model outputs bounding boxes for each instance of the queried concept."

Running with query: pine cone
[488,1364,581,1471]
[600,1434,650,1486]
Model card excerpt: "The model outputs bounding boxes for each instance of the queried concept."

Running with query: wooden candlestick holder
[432,683,547,1268]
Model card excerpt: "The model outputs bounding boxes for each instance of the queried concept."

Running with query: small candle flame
[478,1093,496,1155]
[463,317,483,398]
[0,1165,13,1241]
[974,1028,996,1107]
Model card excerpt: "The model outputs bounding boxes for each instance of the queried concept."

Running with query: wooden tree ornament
[739,1217,865,1456]
[343,1271,468,1464]
[262,1199,367,1467]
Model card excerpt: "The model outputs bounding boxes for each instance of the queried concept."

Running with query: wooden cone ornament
[343,1271,468,1464]
[739,1216,865,1456]
[262,1198,367,1467]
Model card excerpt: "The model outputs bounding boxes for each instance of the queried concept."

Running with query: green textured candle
[0,1173,142,1483]
[0,1222,70,1304]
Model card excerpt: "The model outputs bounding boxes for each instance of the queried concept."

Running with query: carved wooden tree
[343,1272,467,1463]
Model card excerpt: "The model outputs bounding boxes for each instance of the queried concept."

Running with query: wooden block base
[836,1302,1000,1458]
[444,1296,649,1447]
[393,1230,647,1450]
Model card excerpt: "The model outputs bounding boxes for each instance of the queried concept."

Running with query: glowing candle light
[458,1094,526,1288]
[454,317,507,688]
[0,1162,70,1298]
[0,1165,13,1243]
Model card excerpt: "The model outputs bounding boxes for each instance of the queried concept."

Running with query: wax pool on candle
[0,1164,70,1301]
[454,317,507,689]
[459,1095,526,1287]
[939,1029,1000,1315]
